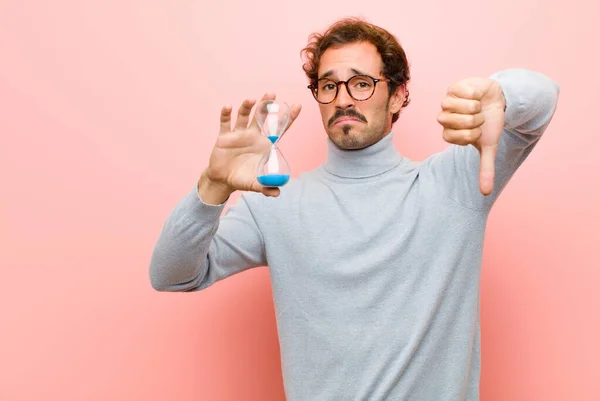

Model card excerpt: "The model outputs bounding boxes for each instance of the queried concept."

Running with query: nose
[334,82,355,109]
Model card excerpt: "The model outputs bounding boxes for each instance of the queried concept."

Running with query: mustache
[328,109,367,127]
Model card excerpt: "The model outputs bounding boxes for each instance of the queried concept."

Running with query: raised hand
[199,93,302,204]
[436,78,506,196]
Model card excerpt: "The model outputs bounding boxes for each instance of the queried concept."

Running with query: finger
[479,144,498,196]
[437,111,485,130]
[441,96,481,114]
[442,127,482,146]
[233,99,257,131]
[219,105,232,134]
[447,78,488,100]
[249,179,281,197]
[248,92,277,131]
[261,187,281,197]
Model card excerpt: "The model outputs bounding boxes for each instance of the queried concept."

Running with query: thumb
[479,144,497,196]
[249,178,281,197]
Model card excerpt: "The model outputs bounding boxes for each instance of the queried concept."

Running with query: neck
[323,131,403,178]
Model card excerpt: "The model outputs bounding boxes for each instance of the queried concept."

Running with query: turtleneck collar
[322,131,404,179]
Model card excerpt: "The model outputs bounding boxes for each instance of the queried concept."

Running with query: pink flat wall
[1,1,598,400]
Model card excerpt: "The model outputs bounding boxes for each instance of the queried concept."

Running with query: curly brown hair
[301,18,411,123]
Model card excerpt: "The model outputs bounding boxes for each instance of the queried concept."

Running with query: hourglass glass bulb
[257,145,290,187]
[255,100,291,144]
[255,100,292,187]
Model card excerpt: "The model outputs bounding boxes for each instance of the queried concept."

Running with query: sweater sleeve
[149,184,267,292]
[426,68,560,211]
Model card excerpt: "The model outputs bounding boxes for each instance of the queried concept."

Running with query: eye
[353,79,373,89]
[320,82,336,92]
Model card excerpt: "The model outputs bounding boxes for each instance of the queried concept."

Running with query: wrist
[198,171,233,205]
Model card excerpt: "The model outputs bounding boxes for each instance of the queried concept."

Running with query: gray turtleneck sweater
[149,68,559,401]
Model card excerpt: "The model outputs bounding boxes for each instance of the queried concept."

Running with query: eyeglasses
[307,74,388,104]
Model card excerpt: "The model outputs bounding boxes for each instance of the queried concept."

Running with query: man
[149,18,559,401]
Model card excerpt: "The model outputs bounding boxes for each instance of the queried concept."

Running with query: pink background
[1,0,599,400]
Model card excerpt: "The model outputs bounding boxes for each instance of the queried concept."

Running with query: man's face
[316,41,404,150]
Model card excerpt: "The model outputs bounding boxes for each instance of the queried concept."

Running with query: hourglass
[255,100,291,187]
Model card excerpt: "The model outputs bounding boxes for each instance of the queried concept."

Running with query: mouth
[333,117,363,126]
[328,110,368,128]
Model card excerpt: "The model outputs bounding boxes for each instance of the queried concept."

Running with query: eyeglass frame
[307,74,389,104]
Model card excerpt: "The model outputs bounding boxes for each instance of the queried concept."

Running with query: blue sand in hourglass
[257,174,290,187]
[267,135,279,144]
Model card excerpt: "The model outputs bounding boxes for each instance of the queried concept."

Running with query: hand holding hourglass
[198,93,302,205]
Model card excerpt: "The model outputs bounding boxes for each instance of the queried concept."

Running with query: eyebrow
[318,68,368,80]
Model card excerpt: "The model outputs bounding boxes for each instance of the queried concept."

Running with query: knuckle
[458,136,470,145]
[467,129,480,142]
[465,87,476,99]
[465,100,475,113]
[474,113,484,126]
[456,132,469,145]
[466,114,478,127]
[441,97,451,110]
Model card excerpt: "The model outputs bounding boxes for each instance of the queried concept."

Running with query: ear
[389,84,406,114]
